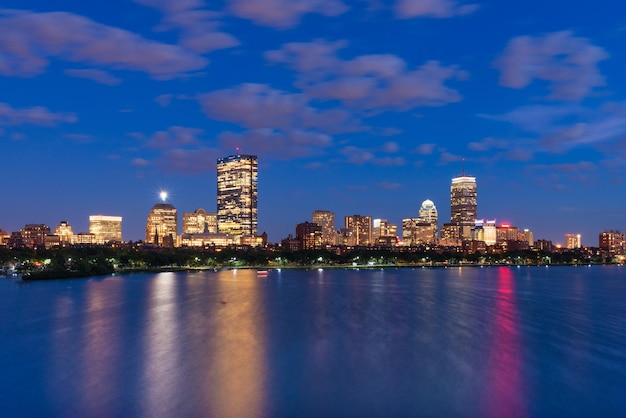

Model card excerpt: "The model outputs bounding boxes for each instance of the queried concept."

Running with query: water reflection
[203,269,268,417]
[481,267,528,417]
[141,273,184,416]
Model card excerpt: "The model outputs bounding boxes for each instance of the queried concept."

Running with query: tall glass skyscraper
[450,175,477,240]
[217,154,258,241]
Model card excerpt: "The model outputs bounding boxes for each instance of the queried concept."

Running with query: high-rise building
[450,174,477,240]
[54,221,74,244]
[565,233,582,249]
[418,199,438,225]
[182,208,217,234]
[217,154,258,242]
[373,219,397,245]
[312,210,335,245]
[89,215,122,244]
[146,196,178,247]
[599,231,625,254]
[344,215,372,246]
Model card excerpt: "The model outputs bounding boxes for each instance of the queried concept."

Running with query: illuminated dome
[151,202,176,211]
[421,199,435,209]
[418,199,438,224]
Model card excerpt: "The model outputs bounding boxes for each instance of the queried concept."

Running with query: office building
[183,208,217,234]
[418,199,438,225]
[599,231,625,254]
[448,174,477,240]
[20,224,51,248]
[146,197,178,247]
[54,221,74,245]
[89,215,122,244]
[373,219,397,245]
[312,210,335,245]
[344,215,372,246]
[217,154,258,242]
[296,221,323,250]
[565,233,582,249]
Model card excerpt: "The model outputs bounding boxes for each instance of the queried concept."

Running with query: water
[1,266,626,417]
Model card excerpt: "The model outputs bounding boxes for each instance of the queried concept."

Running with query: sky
[1,0,626,246]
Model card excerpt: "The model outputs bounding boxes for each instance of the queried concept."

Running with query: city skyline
[2,0,626,246]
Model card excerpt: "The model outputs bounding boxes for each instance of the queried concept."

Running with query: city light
[159,191,168,202]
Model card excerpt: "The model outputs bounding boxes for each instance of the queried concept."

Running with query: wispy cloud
[134,0,239,53]
[395,0,478,18]
[0,102,77,126]
[228,0,347,28]
[494,31,608,101]
[198,83,362,133]
[219,129,333,159]
[64,68,122,85]
[0,9,207,79]
[266,39,465,111]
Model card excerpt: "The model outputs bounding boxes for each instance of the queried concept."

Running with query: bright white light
[159,191,168,201]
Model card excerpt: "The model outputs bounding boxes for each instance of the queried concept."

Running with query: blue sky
[1,0,625,245]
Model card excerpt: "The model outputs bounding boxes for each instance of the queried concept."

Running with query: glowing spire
[159,191,168,202]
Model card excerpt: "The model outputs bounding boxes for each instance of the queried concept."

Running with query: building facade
[182,208,217,234]
[450,175,477,240]
[54,221,74,245]
[599,230,626,254]
[20,224,51,248]
[296,221,323,250]
[217,154,258,242]
[146,202,178,247]
[89,215,122,243]
[344,215,372,246]
[312,210,335,246]
[565,233,582,249]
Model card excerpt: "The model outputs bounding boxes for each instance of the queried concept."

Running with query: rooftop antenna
[461,158,465,176]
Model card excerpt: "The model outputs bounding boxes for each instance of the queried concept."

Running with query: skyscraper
[217,154,258,242]
[449,174,477,240]
[146,194,178,247]
[312,210,335,245]
[344,215,372,246]
[89,215,122,243]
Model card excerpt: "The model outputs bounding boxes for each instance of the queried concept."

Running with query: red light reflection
[481,267,528,418]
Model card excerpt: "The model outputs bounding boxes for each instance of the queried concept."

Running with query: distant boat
[257,270,269,276]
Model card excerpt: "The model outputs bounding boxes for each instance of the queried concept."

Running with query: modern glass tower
[217,154,258,241]
[312,210,335,245]
[450,175,477,240]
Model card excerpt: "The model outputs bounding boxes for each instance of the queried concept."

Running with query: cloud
[414,143,436,155]
[157,147,221,174]
[228,0,348,28]
[395,0,478,18]
[485,102,626,152]
[134,0,239,53]
[494,31,609,101]
[377,182,402,189]
[155,94,174,107]
[481,104,585,133]
[266,40,464,110]
[381,141,400,153]
[340,145,405,165]
[0,9,207,78]
[145,126,204,148]
[0,102,77,126]
[131,158,151,167]
[467,137,509,152]
[219,129,333,159]
[198,83,362,133]
[64,68,122,85]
